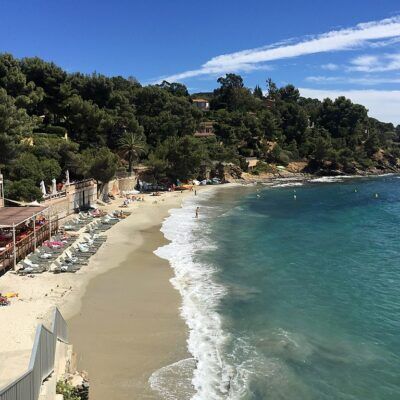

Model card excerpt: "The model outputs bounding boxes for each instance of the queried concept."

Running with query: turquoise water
[193,176,400,399]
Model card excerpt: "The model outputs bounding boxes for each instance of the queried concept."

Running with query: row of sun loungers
[52,235,107,273]
[16,211,129,275]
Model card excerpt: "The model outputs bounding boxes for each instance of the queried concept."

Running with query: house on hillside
[194,121,215,138]
[192,98,210,111]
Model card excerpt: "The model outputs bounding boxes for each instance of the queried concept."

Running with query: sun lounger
[52,261,81,273]
[18,262,46,275]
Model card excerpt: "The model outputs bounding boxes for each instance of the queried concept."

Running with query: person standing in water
[195,207,200,218]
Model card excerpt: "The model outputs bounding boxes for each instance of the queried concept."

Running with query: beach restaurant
[0,206,57,272]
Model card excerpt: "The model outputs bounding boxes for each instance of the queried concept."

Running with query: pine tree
[253,85,263,99]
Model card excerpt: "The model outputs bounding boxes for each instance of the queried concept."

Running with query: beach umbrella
[40,181,47,196]
[52,178,57,195]
[65,170,70,185]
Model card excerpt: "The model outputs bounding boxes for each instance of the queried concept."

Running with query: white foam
[152,188,315,399]
[154,190,233,399]
[271,182,304,188]
[309,174,369,183]
[309,176,344,183]
[149,358,196,400]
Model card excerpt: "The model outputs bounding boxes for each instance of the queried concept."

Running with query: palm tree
[118,131,147,176]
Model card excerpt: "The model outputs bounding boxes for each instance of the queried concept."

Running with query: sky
[1,0,400,124]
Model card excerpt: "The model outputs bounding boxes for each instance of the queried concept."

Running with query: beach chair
[61,254,88,266]
[28,254,52,267]
[18,260,46,274]
[52,260,81,273]
[24,258,41,269]
[76,243,97,254]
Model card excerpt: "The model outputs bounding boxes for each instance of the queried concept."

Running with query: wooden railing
[0,220,59,272]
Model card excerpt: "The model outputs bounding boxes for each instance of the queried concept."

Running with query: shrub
[251,161,273,175]
[56,381,81,400]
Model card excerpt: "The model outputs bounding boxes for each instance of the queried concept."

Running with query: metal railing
[0,308,68,400]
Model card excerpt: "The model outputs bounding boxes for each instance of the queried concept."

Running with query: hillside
[0,54,399,201]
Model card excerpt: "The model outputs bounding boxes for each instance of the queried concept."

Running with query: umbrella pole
[12,223,16,270]
[33,217,37,251]
[49,207,52,240]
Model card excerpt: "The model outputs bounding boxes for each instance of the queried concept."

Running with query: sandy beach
[67,192,193,399]
[0,188,205,397]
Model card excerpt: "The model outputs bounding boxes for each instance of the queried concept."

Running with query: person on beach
[195,190,197,196]
[195,207,200,218]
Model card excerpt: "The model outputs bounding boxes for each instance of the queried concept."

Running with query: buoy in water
[375,193,379,198]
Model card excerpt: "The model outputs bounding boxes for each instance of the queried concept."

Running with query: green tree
[5,179,43,202]
[41,158,62,184]
[83,147,118,186]
[11,152,43,183]
[313,136,332,163]
[364,132,380,157]
[146,152,169,182]
[278,84,300,103]
[212,74,257,111]
[253,85,263,99]
[0,133,17,166]
[153,136,207,181]
[118,128,147,175]
[157,81,189,97]
[0,88,38,137]
[266,78,279,100]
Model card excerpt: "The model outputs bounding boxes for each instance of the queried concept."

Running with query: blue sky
[1,0,400,123]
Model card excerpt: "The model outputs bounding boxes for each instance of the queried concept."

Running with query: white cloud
[299,87,400,125]
[349,53,400,72]
[306,75,400,85]
[321,63,339,71]
[157,16,400,83]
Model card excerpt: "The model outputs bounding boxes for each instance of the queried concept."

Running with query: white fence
[0,308,68,400]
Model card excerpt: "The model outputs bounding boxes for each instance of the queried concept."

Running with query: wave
[154,190,233,399]
[309,174,371,183]
[309,176,345,183]
[271,182,304,188]
[149,358,197,400]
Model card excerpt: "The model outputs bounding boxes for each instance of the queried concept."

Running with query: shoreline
[0,188,200,392]
[66,183,240,399]
[0,172,395,395]
[67,195,191,399]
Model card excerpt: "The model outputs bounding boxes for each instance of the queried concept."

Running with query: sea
[151,175,400,400]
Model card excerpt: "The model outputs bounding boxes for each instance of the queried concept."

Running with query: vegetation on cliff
[0,53,399,200]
